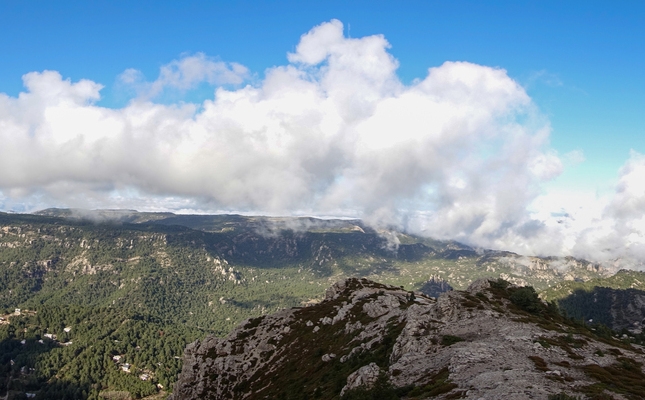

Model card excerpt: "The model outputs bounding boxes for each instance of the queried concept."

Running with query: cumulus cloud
[118,52,249,99]
[8,19,642,267]
[520,150,645,270]
[564,152,645,269]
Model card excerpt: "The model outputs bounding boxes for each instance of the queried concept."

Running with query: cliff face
[558,286,645,334]
[418,275,453,297]
[171,278,645,400]
[611,289,645,333]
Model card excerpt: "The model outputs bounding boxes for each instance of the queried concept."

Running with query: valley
[0,209,643,399]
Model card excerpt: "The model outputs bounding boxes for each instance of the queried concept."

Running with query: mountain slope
[541,269,645,302]
[171,278,645,400]
[0,210,627,399]
[7,209,613,291]
[539,270,645,333]
[556,287,645,334]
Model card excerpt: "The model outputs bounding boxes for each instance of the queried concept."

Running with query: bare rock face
[559,286,645,334]
[171,278,645,400]
[418,275,453,298]
[340,362,381,397]
[465,277,492,294]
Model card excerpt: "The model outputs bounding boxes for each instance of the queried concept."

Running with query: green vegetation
[578,357,645,399]
[228,284,407,400]
[540,269,645,302]
[487,278,644,356]
[509,286,542,314]
[340,373,400,400]
[440,335,464,346]
[0,211,641,399]
[404,367,461,398]
[548,393,581,400]
[528,355,549,372]
[555,286,645,330]
[0,213,343,398]
[539,273,645,345]
[489,279,560,320]
[0,306,201,398]
[0,211,485,399]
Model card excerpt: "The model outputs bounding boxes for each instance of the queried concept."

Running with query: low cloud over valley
[1,20,644,269]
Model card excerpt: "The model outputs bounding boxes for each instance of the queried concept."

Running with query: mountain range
[1,209,645,399]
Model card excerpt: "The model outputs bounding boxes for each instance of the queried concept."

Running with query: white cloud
[563,149,585,165]
[118,52,249,99]
[6,19,643,268]
[569,151,645,268]
[607,151,645,219]
[524,151,645,270]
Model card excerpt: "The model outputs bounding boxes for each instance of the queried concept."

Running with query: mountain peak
[171,278,645,399]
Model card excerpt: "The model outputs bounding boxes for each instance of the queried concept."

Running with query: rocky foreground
[171,278,645,399]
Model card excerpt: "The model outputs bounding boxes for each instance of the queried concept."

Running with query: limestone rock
[340,362,381,397]
[418,275,453,297]
[171,277,645,400]
[466,277,492,294]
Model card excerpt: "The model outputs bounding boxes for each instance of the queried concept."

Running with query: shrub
[340,373,399,400]
[510,287,542,314]
[548,393,581,400]
[440,335,464,346]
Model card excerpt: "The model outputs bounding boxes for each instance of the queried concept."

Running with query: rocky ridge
[1,211,615,299]
[171,278,645,399]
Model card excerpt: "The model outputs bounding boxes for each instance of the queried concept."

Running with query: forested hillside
[538,270,645,335]
[0,210,617,399]
[541,269,645,301]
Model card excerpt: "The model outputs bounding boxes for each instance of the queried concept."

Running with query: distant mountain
[541,269,645,301]
[171,278,645,399]
[21,208,614,291]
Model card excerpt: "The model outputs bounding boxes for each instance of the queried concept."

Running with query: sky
[1,1,645,268]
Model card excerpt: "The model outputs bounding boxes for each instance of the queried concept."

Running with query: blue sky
[2,1,643,187]
[1,1,645,265]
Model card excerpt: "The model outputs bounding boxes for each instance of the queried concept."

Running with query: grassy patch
[577,357,645,399]
[406,367,460,398]
[529,355,549,372]
[440,335,464,346]
[510,287,542,314]
[340,373,401,400]
[536,335,586,360]
[548,393,581,400]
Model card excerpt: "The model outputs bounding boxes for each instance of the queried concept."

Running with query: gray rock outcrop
[171,277,645,400]
[340,362,381,397]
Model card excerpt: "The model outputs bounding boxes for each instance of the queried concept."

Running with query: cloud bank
[0,19,642,269]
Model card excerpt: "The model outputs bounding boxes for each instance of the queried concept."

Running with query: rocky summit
[171,278,645,400]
